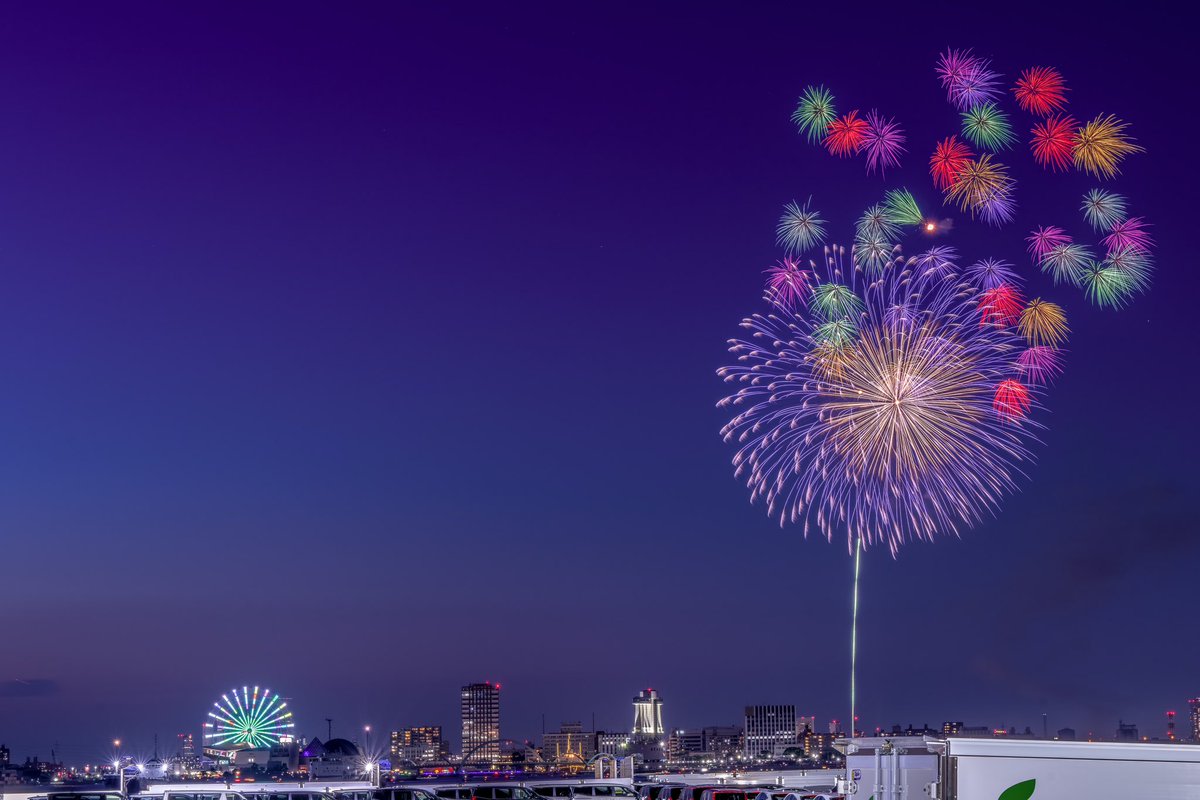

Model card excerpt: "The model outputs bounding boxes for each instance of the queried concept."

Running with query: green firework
[882,189,923,227]
[810,282,864,319]
[961,102,1016,151]
[791,85,837,143]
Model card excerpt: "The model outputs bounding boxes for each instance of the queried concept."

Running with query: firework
[857,204,901,241]
[1073,114,1144,178]
[1026,226,1070,260]
[979,284,1023,327]
[1102,245,1154,292]
[204,686,295,748]
[1080,262,1135,308]
[965,258,1020,290]
[882,189,923,227]
[811,280,864,319]
[993,379,1032,420]
[1102,216,1152,253]
[1018,299,1069,348]
[1012,67,1068,115]
[854,234,895,274]
[978,188,1017,226]
[1039,242,1092,285]
[824,110,869,156]
[913,245,958,280]
[945,155,1014,223]
[1081,189,1128,231]
[792,85,838,143]
[1030,113,1077,171]
[930,136,974,191]
[719,236,1041,553]
[962,102,1016,151]
[777,200,827,253]
[1017,346,1064,385]
[936,49,1002,110]
[861,110,906,174]
[765,257,812,309]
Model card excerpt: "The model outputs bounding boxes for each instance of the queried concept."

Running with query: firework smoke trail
[719,230,1042,555]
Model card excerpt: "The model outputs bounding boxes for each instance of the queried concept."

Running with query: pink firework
[764,257,812,309]
[1102,216,1153,253]
[993,379,1033,420]
[1012,67,1069,115]
[861,110,905,174]
[1026,226,1071,260]
[979,284,1024,328]
[1030,114,1078,171]
[936,48,1001,110]
[824,110,869,157]
[1017,346,1065,385]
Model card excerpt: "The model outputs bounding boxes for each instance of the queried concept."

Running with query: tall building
[391,726,445,764]
[744,705,798,758]
[461,682,500,763]
[1115,721,1138,741]
[632,689,664,739]
[1189,698,1200,741]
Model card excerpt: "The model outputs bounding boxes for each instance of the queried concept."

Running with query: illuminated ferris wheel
[203,686,295,748]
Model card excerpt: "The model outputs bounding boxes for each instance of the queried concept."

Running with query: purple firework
[861,110,906,174]
[1027,226,1070,260]
[965,258,1021,290]
[718,234,1042,554]
[764,257,813,309]
[936,48,1001,110]
[977,188,1016,226]
[1102,216,1153,253]
[1017,346,1065,385]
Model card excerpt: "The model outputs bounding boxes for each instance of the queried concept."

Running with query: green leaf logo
[997,779,1036,800]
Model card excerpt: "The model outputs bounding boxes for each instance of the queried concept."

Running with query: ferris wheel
[203,686,295,748]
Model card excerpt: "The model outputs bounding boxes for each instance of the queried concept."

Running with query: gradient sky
[1,1,1196,766]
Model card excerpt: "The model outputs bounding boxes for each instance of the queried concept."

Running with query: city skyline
[1,0,1196,770]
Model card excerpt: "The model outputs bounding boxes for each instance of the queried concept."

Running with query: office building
[744,705,798,758]
[461,682,500,763]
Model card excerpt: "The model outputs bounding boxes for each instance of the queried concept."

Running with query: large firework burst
[719,226,1041,554]
[961,102,1016,151]
[1073,114,1144,178]
[1012,67,1068,115]
[1030,114,1077,171]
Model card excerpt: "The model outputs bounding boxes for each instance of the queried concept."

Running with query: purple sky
[1,1,1196,765]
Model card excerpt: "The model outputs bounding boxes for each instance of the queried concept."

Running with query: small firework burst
[979,284,1024,328]
[810,281,864,319]
[1102,216,1152,253]
[930,136,974,191]
[1039,242,1093,286]
[857,203,901,241]
[936,49,1003,110]
[861,110,906,174]
[1073,114,1144,178]
[962,102,1016,151]
[824,110,869,156]
[1017,346,1065,385]
[882,189,923,227]
[814,317,858,348]
[1102,245,1154,292]
[1081,189,1128,231]
[1030,113,1078,171]
[1026,226,1070,260]
[1080,262,1135,308]
[791,85,837,143]
[978,188,1017,226]
[764,257,813,309]
[993,379,1032,420]
[776,199,827,253]
[913,245,958,280]
[965,258,1020,290]
[1012,66,1068,115]
[1018,299,1069,348]
[945,154,1010,212]
[854,234,895,274]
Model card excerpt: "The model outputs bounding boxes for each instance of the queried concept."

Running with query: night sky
[1,1,1196,765]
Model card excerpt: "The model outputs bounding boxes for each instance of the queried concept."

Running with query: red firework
[979,284,1024,328]
[994,379,1032,420]
[1030,114,1077,171]
[823,110,869,157]
[930,136,974,191]
[1012,66,1069,115]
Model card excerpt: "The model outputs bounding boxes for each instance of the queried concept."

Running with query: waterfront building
[942,721,963,736]
[305,737,362,779]
[1190,698,1200,740]
[744,704,798,758]
[391,726,445,765]
[542,721,596,767]
[632,689,664,738]
[461,682,501,763]
[596,731,631,756]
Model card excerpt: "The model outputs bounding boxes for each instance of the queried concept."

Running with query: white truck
[840,735,1200,799]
